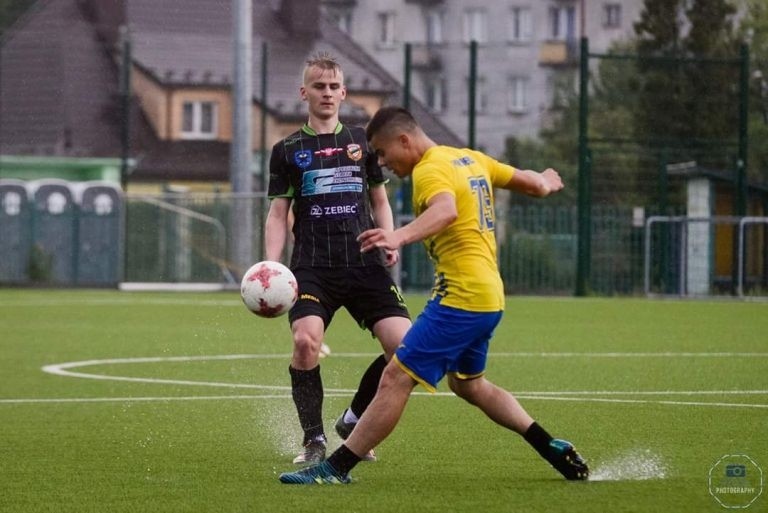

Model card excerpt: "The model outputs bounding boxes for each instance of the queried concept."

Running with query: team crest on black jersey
[315,147,344,158]
[294,150,312,169]
[346,144,362,161]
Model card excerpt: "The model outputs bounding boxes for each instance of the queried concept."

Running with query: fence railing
[4,187,764,298]
[644,216,768,298]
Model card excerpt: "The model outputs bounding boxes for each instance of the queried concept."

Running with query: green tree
[739,0,768,186]
[521,0,748,208]
[634,0,683,55]
[633,0,740,172]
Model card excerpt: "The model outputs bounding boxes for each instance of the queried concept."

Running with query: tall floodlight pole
[230,0,253,277]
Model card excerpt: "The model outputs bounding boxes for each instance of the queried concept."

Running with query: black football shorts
[288,266,410,331]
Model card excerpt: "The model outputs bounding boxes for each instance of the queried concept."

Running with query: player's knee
[449,376,482,404]
[378,361,414,392]
[292,329,322,361]
[372,317,411,356]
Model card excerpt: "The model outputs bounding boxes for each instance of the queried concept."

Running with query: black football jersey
[268,123,387,268]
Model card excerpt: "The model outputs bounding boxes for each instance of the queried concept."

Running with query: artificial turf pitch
[0,289,765,512]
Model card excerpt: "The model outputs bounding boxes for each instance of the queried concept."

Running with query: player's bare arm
[504,168,564,197]
[264,197,291,261]
[359,192,457,252]
[368,184,400,266]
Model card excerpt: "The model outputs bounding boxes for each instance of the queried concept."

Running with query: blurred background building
[321,0,645,157]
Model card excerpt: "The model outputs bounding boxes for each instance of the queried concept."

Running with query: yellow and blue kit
[394,146,516,391]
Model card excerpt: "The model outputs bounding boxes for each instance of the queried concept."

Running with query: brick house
[0,0,462,191]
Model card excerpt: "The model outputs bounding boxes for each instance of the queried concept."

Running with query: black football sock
[523,421,554,459]
[289,365,325,444]
[327,444,362,475]
[349,354,387,418]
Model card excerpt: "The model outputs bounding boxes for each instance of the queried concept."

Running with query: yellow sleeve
[475,151,516,187]
[412,162,455,214]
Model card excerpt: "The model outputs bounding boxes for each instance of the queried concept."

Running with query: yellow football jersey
[411,146,516,312]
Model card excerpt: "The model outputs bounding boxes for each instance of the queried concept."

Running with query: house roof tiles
[1,0,463,184]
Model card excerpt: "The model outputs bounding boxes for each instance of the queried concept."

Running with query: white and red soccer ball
[240,261,298,318]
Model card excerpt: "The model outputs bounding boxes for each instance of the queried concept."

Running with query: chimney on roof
[277,0,320,40]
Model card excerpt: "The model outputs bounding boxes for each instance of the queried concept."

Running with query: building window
[378,11,396,47]
[509,6,532,43]
[548,5,576,41]
[465,76,488,114]
[603,3,621,28]
[336,11,353,33]
[425,76,447,113]
[181,100,217,139]
[507,76,528,113]
[425,10,444,44]
[463,8,487,44]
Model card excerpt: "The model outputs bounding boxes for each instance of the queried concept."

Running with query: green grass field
[1,289,766,513]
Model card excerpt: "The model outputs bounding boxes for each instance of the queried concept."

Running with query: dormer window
[181,100,218,139]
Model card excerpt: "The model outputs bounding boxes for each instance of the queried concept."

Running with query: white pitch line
[0,298,242,307]
[492,352,768,358]
[515,395,768,409]
[40,353,768,395]
[2,393,767,409]
[18,352,767,409]
[511,389,768,396]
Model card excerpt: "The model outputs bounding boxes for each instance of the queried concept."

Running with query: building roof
[0,0,123,158]
[0,0,463,184]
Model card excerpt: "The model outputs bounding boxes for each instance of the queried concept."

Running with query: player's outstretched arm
[504,168,564,197]
[359,192,456,253]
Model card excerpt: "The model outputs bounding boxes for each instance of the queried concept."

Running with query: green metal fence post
[576,37,591,296]
[403,43,411,111]
[468,40,478,150]
[736,43,749,218]
[400,43,415,289]
[731,43,750,294]
[400,43,413,218]
[657,150,673,293]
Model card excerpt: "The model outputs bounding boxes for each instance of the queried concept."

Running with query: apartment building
[322,0,645,157]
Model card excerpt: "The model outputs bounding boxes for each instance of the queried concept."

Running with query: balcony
[538,40,579,67]
[409,44,443,71]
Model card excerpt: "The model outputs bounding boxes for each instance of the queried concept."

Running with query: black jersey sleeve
[268,142,292,199]
[364,142,388,187]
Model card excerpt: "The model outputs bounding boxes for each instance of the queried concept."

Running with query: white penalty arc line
[42,354,295,392]
[39,352,768,396]
[13,352,767,409]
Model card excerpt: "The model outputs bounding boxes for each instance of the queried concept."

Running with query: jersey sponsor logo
[301,167,363,195]
[346,144,362,161]
[294,150,313,169]
[452,156,475,167]
[315,147,345,158]
[308,204,358,218]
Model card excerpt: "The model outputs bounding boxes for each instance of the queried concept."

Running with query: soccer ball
[240,261,298,318]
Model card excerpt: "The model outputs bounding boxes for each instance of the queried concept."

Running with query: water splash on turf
[589,448,668,481]
[252,400,303,457]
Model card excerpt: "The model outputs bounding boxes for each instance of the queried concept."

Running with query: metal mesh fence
[124,193,268,284]
[119,193,656,295]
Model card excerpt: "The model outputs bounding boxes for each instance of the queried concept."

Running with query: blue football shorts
[393,297,503,393]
